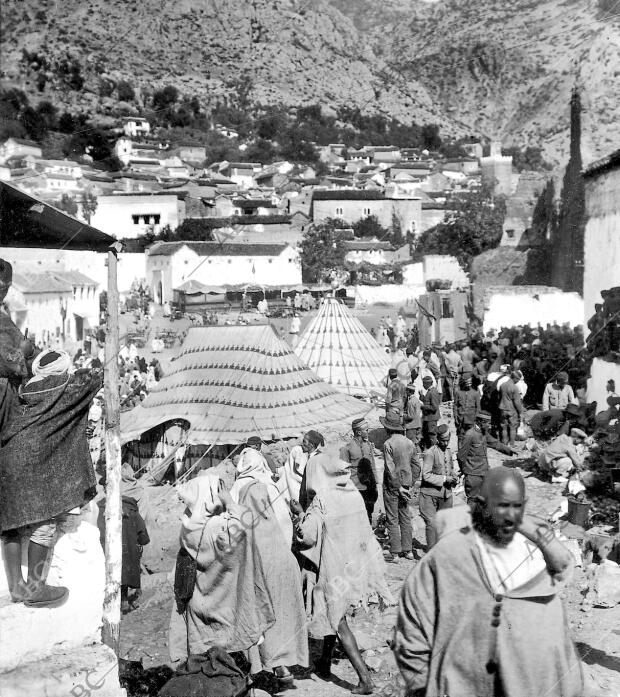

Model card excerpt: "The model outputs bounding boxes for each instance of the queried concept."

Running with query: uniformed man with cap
[419,423,456,550]
[457,412,515,503]
[340,417,377,523]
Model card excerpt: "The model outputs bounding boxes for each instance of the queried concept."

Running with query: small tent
[121,324,373,446]
[294,297,390,398]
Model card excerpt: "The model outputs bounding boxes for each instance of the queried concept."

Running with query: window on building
[506,229,515,239]
[268,259,273,264]
[441,298,453,319]
[153,214,161,225]
[132,215,140,224]
[363,207,371,216]
[335,207,343,216]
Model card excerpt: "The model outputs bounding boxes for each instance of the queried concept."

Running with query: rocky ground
[116,306,620,696]
[120,438,620,697]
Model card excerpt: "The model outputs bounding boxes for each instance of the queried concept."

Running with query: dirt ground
[118,305,620,696]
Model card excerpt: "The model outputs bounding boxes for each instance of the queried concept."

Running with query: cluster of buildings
[0,115,559,346]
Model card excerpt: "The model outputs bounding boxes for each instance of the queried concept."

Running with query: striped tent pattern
[294,297,390,397]
[121,324,372,445]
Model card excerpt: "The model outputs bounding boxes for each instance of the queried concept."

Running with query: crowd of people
[0,257,594,696]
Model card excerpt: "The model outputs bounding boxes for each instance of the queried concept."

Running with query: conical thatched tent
[294,297,391,397]
[121,324,373,445]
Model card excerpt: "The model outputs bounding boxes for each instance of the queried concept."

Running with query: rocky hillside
[0,0,449,130]
[335,0,620,165]
[2,0,619,164]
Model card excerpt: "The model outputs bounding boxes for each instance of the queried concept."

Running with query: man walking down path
[340,418,378,524]
[498,371,524,447]
[420,376,440,450]
[381,412,420,562]
[457,412,514,503]
[418,424,456,550]
[393,468,583,697]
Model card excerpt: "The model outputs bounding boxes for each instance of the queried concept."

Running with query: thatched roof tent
[121,324,373,445]
[294,297,390,397]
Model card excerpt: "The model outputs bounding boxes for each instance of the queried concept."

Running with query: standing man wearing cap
[385,367,406,422]
[498,371,524,447]
[420,376,440,450]
[542,372,578,412]
[457,412,515,503]
[404,384,422,451]
[340,418,377,523]
[453,376,481,448]
[381,412,420,562]
[419,424,457,550]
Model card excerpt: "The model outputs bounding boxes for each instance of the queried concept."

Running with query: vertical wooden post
[102,242,123,654]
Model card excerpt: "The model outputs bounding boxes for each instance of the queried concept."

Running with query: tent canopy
[0,181,114,251]
[121,324,373,445]
[294,297,390,397]
[174,279,227,295]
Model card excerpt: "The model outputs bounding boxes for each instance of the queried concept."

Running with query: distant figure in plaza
[537,428,586,484]
[393,467,583,697]
[163,301,171,317]
[293,453,393,695]
[340,418,378,524]
[419,424,455,550]
[457,412,514,503]
[381,411,420,562]
[420,376,440,449]
[542,372,578,411]
[498,371,524,446]
[289,312,301,336]
[385,367,407,421]
[257,297,269,315]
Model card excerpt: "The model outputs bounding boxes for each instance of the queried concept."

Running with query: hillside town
[2,16,620,697]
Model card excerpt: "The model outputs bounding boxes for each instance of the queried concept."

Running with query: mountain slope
[0,0,450,130]
[1,0,618,164]
[336,0,620,164]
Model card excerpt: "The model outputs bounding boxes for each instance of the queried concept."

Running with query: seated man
[537,428,586,483]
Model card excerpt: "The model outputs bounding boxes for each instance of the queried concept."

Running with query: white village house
[90,193,185,239]
[147,241,301,304]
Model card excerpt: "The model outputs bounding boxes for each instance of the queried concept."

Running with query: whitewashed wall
[351,284,426,305]
[423,255,469,288]
[483,289,583,333]
[587,357,620,412]
[583,166,620,330]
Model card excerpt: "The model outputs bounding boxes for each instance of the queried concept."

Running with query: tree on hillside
[300,219,348,283]
[81,191,98,224]
[152,85,179,110]
[413,184,506,271]
[117,80,135,102]
[352,215,390,240]
[55,194,78,217]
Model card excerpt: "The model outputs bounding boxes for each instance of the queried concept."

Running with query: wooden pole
[102,242,123,654]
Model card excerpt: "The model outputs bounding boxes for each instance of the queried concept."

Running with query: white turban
[30,350,72,382]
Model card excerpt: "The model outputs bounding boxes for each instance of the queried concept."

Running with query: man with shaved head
[393,467,583,697]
